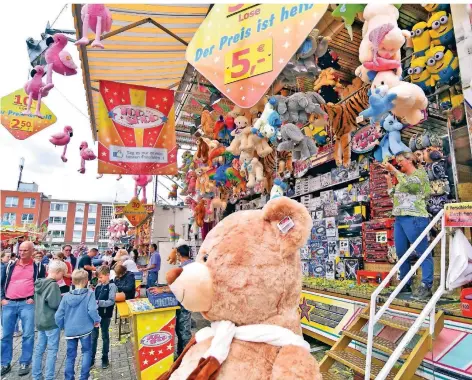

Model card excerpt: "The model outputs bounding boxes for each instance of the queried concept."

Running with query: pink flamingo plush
[44,33,78,91]
[75,4,113,49]
[96,174,122,180]
[23,65,52,118]
[49,125,73,162]
[132,175,153,204]
[78,141,97,174]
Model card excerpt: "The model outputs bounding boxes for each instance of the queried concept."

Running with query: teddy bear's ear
[262,197,312,254]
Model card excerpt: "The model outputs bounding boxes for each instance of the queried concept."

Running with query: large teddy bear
[161,197,320,380]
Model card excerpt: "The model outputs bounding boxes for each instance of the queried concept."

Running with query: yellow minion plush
[425,45,460,86]
[410,22,431,57]
[407,56,434,94]
[427,11,455,46]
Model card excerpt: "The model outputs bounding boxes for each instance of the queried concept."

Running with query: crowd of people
[0,239,193,379]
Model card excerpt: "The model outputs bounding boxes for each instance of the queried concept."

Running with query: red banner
[97,81,177,175]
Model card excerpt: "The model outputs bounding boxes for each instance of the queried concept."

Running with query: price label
[376,231,388,244]
[224,37,273,85]
[10,119,33,132]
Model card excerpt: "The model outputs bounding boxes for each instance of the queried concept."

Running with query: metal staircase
[320,210,447,379]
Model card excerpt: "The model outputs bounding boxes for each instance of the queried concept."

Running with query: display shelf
[290,175,366,199]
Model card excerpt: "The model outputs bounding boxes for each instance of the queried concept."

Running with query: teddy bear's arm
[271,345,322,380]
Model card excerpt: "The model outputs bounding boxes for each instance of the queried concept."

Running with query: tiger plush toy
[311,86,369,167]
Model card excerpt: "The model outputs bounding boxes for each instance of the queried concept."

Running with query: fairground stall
[68,3,472,380]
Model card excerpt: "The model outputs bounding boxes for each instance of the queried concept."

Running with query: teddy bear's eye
[203,254,209,262]
[380,81,385,85]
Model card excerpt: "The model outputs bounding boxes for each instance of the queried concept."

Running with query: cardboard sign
[123,197,149,227]
[445,202,472,227]
[186,4,328,108]
[1,88,57,140]
[98,81,177,175]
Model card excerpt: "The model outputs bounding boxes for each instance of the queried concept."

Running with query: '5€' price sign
[224,37,273,85]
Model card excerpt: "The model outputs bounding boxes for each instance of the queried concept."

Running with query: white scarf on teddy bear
[195,320,310,364]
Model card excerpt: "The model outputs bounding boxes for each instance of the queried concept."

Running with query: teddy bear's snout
[166,267,183,285]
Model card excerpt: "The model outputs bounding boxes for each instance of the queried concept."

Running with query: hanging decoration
[75,4,113,49]
[44,33,78,91]
[132,175,153,204]
[23,65,52,118]
[78,141,97,174]
[49,125,73,162]
[97,80,177,175]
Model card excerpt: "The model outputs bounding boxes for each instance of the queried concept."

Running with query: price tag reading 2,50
[224,37,273,85]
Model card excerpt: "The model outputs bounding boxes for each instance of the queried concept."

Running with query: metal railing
[365,209,446,380]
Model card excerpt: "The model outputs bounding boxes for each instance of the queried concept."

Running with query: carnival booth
[67,3,472,380]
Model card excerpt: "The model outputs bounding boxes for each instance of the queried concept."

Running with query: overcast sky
[0,3,181,204]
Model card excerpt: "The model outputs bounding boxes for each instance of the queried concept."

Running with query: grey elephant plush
[277,123,317,161]
[282,92,327,124]
[270,95,289,122]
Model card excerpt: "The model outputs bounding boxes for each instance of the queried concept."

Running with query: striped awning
[72,4,210,143]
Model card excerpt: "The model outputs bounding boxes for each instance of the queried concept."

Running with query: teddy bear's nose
[166,267,183,285]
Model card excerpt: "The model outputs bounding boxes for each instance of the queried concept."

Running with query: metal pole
[17,157,25,190]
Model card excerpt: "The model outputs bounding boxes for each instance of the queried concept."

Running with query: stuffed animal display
[278,124,318,161]
[78,141,96,174]
[161,196,320,380]
[75,4,113,49]
[50,125,73,162]
[23,66,52,118]
[169,225,180,242]
[132,175,153,204]
[44,33,78,91]
[168,184,178,200]
[373,113,411,162]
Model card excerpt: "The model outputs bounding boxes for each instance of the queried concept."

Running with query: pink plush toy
[75,4,113,49]
[23,65,52,118]
[44,33,78,91]
[78,141,97,174]
[49,125,73,162]
[132,175,153,204]
[186,171,197,196]
[96,174,122,180]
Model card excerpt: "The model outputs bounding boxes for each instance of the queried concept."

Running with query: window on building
[49,230,65,238]
[50,203,68,212]
[5,197,18,207]
[76,203,85,213]
[3,213,16,225]
[73,230,82,242]
[75,217,84,225]
[49,216,66,224]
[21,213,34,223]
[86,231,95,238]
[23,197,36,208]
[88,218,96,225]
[88,204,97,213]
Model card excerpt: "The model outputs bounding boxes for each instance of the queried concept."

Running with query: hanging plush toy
[251,98,281,143]
[407,56,434,94]
[332,4,366,40]
[270,178,288,200]
[425,45,460,87]
[168,184,178,200]
[49,125,73,162]
[169,225,180,242]
[200,110,214,137]
[408,21,431,58]
[313,68,343,103]
[360,85,397,124]
[373,113,411,162]
[78,141,96,174]
[167,248,178,265]
[132,175,153,204]
[23,65,52,118]
[427,11,455,47]
[44,33,78,91]
[75,4,113,49]
[278,124,318,161]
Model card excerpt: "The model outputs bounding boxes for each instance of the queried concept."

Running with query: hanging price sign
[224,38,273,85]
[186,4,328,108]
[123,197,149,227]
[1,88,57,140]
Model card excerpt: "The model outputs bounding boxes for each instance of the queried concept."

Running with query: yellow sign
[123,197,148,227]
[1,88,57,140]
[186,4,328,108]
[300,290,356,338]
[224,37,273,85]
[445,202,472,227]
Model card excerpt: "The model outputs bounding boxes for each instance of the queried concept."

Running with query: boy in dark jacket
[91,266,117,369]
[32,260,66,380]
[55,269,100,380]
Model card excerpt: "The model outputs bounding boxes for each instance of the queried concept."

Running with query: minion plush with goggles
[427,11,455,47]
[425,45,459,86]
[409,22,431,57]
[407,57,434,94]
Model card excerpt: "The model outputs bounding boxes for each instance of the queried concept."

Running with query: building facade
[1,189,112,250]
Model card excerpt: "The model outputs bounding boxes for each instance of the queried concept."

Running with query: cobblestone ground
[4,312,211,380]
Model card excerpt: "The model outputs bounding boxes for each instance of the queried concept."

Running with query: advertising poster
[186,4,328,108]
[1,88,57,140]
[445,202,472,227]
[98,80,177,175]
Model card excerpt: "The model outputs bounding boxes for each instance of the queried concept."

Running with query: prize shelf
[289,174,368,199]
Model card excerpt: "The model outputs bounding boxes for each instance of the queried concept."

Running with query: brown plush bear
[161,197,320,380]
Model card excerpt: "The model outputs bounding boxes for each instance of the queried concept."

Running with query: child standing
[91,266,117,369]
[32,260,67,380]
[55,269,101,380]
